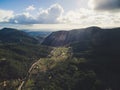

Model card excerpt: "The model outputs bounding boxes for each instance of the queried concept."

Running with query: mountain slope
[41,27,120,90]
[1,27,120,90]
[25,31,51,43]
[42,27,120,57]
[42,26,101,46]
[0,28,38,44]
[0,43,52,90]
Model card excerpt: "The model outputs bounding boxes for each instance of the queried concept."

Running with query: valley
[0,0,119,89]
[0,27,120,90]
[20,47,71,90]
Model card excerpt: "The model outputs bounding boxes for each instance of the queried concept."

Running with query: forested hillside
[0,27,120,90]
[0,28,52,90]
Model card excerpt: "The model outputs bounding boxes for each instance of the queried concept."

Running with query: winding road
[18,47,72,90]
[18,60,40,90]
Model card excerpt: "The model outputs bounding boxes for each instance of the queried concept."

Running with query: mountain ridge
[42,26,101,46]
[0,28,38,44]
[42,26,120,47]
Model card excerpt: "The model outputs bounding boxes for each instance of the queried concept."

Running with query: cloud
[8,4,64,24]
[88,0,120,11]
[26,5,36,11]
[9,12,36,24]
[0,3,120,28]
[37,3,64,23]
[59,8,120,26]
[0,9,14,22]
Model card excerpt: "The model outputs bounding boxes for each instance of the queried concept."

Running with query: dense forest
[0,27,120,90]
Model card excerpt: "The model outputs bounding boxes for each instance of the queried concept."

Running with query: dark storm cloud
[89,0,120,10]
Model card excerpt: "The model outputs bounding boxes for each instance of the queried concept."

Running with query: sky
[0,0,120,30]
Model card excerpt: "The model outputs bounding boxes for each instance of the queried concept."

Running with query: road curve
[18,60,40,90]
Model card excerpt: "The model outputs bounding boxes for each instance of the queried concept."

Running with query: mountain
[0,28,38,44]
[43,26,120,57]
[42,26,101,46]
[0,28,54,82]
[25,31,51,38]
[42,27,120,55]
[41,27,120,90]
[24,31,51,43]
[42,26,120,57]
[1,27,120,90]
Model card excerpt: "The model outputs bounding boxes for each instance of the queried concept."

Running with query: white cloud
[26,5,36,11]
[59,8,120,26]
[37,3,64,23]
[0,3,120,28]
[8,4,64,24]
[0,9,14,22]
[9,12,36,24]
